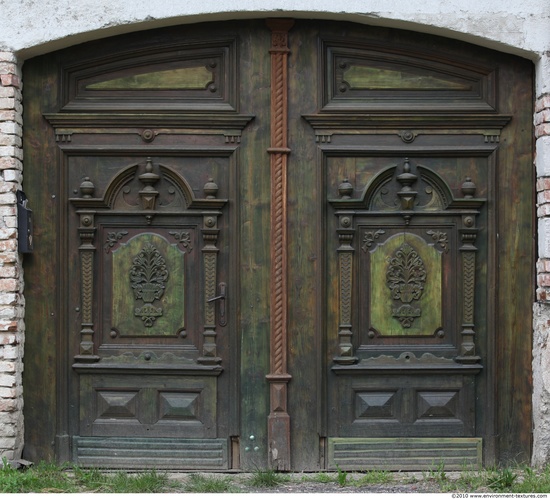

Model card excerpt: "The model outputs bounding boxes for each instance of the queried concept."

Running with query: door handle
[207,282,227,326]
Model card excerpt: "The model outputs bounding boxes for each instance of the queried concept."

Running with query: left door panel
[22,24,254,468]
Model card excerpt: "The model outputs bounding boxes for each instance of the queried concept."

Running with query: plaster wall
[0,0,547,62]
[0,0,548,466]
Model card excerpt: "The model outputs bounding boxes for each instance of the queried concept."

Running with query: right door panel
[293,22,533,470]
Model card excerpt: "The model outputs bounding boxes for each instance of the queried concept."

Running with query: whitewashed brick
[538,136,550,178]
[0,158,21,171]
[0,98,15,110]
[0,346,18,360]
[0,386,22,398]
[0,228,16,239]
[0,123,21,137]
[0,425,17,437]
[0,147,22,161]
[0,87,15,99]
[0,295,18,307]
[0,438,16,449]
[3,170,22,184]
[0,374,16,387]
[0,54,17,64]
[0,135,21,148]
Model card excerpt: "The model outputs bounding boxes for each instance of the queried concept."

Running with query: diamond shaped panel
[97,391,138,419]
[158,392,199,421]
[417,391,458,418]
[355,391,396,419]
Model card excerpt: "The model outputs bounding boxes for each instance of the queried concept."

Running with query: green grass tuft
[336,465,348,486]
[248,468,290,487]
[184,473,238,493]
[352,470,393,486]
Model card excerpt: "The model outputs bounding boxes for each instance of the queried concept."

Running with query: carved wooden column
[74,178,99,363]
[456,179,482,364]
[334,210,358,364]
[265,18,294,471]
[198,209,222,365]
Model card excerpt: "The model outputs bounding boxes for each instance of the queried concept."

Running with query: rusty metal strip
[265,18,294,471]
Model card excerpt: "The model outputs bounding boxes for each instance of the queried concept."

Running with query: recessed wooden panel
[111,233,186,337]
[328,437,482,471]
[96,390,138,419]
[321,38,496,111]
[331,372,475,437]
[74,437,229,469]
[80,373,218,438]
[87,66,214,90]
[62,38,237,112]
[369,233,442,336]
[158,392,200,421]
[417,390,459,419]
[355,391,397,419]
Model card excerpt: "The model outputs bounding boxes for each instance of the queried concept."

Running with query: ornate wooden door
[22,20,533,470]
[22,22,260,469]
[288,22,533,470]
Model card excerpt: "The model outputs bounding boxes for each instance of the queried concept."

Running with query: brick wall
[0,51,24,462]
[534,83,550,466]
[537,94,550,299]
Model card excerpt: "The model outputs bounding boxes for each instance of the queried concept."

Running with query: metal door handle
[207,282,227,326]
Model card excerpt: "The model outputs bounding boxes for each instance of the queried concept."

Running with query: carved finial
[338,178,353,199]
[204,177,219,199]
[396,158,418,217]
[80,177,95,198]
[461,177,476,198]
[138,157,160,210]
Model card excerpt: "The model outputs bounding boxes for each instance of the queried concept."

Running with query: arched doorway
[22,19,533,470]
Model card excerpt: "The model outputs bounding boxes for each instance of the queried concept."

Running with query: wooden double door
[23,19,533,470]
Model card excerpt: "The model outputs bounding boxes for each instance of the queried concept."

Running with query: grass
[4,460,550,493]
[302,468,393,487]
[247,468,290,487]
[352,470,393,486]
[0,461,174,493]
[305,471,334,483]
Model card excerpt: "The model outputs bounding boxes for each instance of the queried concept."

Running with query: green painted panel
[112,233,185,336]
[328,437,482,471]
[87,66,214,90]
[74,437,228,469]
[370,233,442,336]
[343,64,471,91]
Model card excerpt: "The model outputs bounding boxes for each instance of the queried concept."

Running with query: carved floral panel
[369,233,442,336]
[111,232,186,337]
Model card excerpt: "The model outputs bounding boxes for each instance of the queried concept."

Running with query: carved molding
[266,18,294,472]
[427,230,450,253]
[361,229,385,252]
[330,168,485,366]
[169,230,193,252]
[104,231,128,253]
[70,158,228,366]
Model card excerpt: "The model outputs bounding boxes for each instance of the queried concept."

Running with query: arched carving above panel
[72,157,227,213]
[336,159,456,215]
[364,161,454,213]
